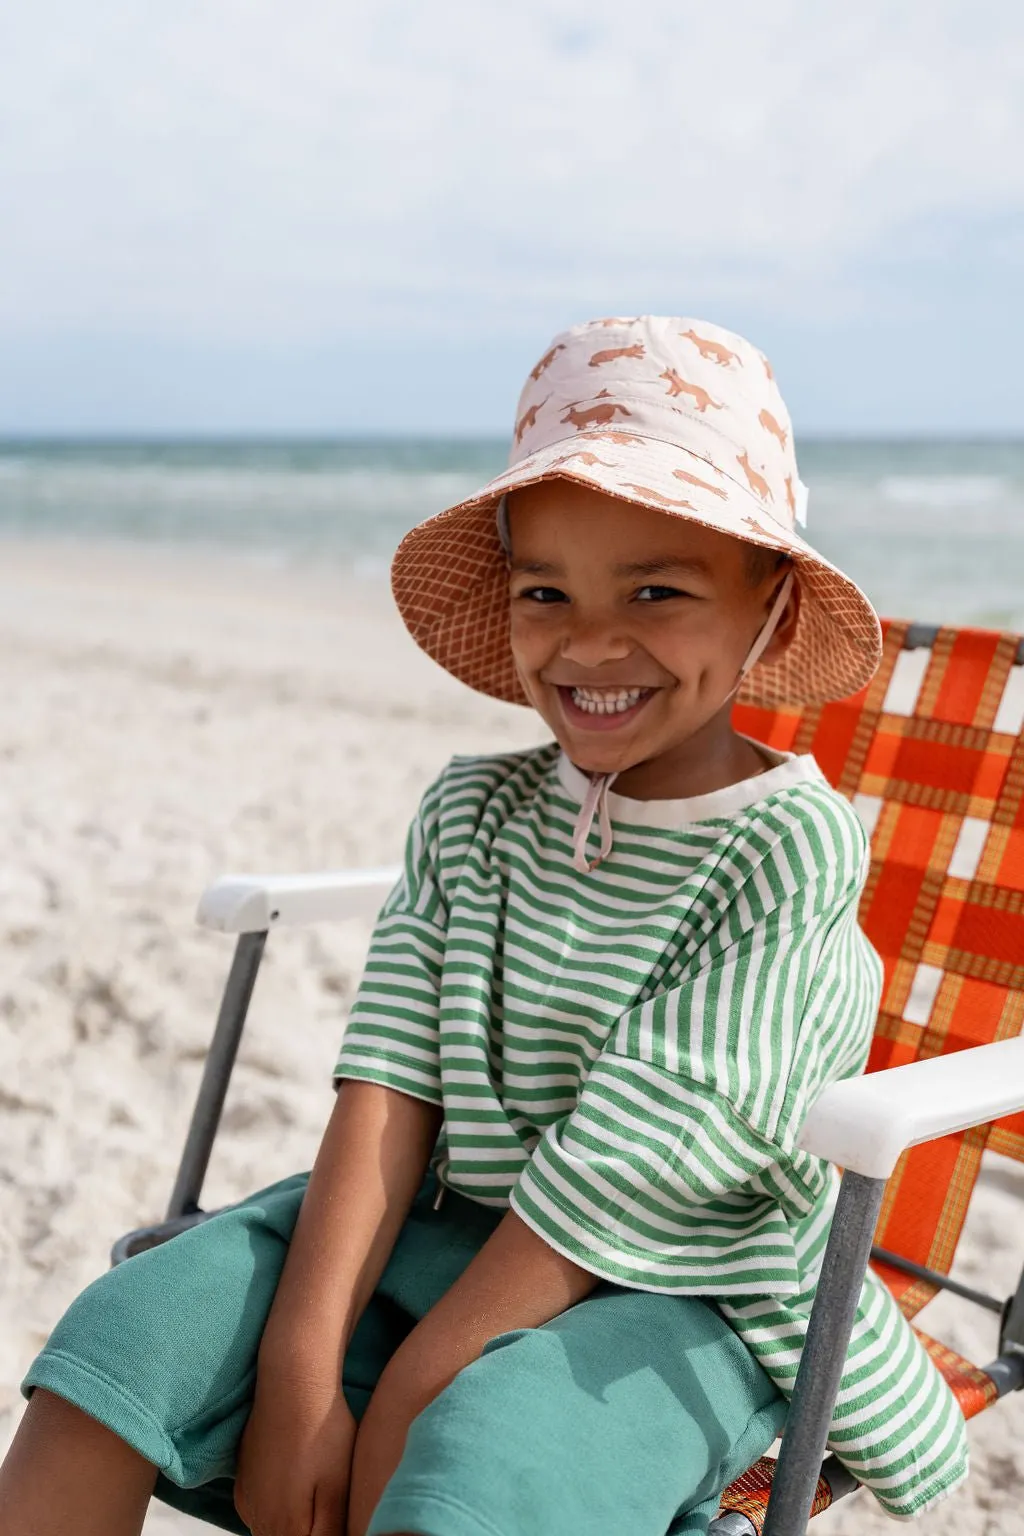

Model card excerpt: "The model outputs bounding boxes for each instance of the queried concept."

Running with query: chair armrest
[195,868,401,934]
[798,1036,1024,1178]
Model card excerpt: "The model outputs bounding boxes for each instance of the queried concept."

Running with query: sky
[1,1,1022,436]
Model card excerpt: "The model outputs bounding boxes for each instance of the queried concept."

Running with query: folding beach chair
[112,619,1024,1535]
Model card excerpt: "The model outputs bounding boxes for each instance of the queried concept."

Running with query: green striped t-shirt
[335,743,968,1518]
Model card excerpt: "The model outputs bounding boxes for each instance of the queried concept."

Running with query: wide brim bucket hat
[392,315,882,709]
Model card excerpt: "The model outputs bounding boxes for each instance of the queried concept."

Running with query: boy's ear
[760,571,801,664]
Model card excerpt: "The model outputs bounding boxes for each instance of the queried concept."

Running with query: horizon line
[2,430,1023,446]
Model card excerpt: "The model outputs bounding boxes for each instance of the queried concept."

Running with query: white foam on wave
[2,462,480,511]
[879,475,1007,507]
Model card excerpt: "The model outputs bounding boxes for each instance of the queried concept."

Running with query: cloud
[2,0,1022,350]
[1,1,1023,432]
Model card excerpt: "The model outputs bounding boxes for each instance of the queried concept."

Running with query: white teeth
[569,687,646,715]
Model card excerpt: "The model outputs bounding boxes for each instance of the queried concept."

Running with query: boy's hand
[234,1368,357,1536]
[230,1082,442,1534]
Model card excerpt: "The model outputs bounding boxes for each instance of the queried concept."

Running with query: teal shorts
[23,1172,785,1536]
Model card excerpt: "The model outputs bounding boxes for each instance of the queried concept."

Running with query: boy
[1,318,968,1535]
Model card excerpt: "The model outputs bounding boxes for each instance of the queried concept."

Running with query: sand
[1,537,1022,1534]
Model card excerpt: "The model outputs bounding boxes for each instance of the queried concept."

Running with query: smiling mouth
[555,684,657,730]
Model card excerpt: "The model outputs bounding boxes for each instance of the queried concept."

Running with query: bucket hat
[391,315,881,709]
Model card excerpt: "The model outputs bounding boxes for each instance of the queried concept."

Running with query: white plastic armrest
[196,868,401,934]
[798,1036,1024,1179]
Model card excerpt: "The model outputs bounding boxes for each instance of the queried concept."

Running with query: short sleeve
[511,866,882,1294]
[333,783,447,1107]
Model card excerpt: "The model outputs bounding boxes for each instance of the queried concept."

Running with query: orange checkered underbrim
[392,483,883,711]
[391,316,883,711]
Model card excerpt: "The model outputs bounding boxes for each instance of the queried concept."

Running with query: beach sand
[2,538,1022,1534]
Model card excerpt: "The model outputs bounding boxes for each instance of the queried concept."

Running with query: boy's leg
[0,1387,157,1536]
[10,1173,314,1533]
[368,1284,786,1536]
[5,1172,490,1534]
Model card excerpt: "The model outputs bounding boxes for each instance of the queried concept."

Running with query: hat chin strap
[572,770,619,874]
[725,569,795,702]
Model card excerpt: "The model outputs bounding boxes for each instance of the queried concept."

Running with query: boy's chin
[553,730,646,778]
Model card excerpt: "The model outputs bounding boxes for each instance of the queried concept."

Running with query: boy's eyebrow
[614,556,713,578]
[509,559,562,575]
[509,556,714,578]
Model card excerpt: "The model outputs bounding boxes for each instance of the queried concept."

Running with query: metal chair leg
[999,1252,1024,1356]
[109,930,267,1265]
[165,929,267,1219]
[760,1171,886,1535]
[110,1209,216,1265]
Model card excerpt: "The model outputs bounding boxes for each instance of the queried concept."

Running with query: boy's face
[506,480,797,782]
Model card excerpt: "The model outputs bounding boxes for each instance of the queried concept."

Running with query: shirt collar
[555,741,822,831]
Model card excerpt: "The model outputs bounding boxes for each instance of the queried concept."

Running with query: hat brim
[391,429,882,709]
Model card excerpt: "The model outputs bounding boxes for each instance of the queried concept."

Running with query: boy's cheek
[518,672,557,725]
[507,642,541,699]
[513,668,565,740]
[508,624,550,686]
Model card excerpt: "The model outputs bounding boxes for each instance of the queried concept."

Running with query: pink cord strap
[738,571,795,679]
[572,772,619,873]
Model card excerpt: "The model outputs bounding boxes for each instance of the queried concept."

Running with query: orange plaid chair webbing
[718,619,1022,1527]
[717,1335,999,1531]
[719,1458,835,1532]
[914,1331,999,1421]
[734,619,1024,1318]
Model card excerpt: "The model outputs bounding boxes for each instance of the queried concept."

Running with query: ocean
[0,438,1021,629]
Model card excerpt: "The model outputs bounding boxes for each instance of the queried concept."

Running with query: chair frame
[110,626,1024,1535]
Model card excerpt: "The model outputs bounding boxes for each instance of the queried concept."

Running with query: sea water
[0,438,1021,629]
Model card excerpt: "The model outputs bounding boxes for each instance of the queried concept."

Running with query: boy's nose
[559,617,633,669]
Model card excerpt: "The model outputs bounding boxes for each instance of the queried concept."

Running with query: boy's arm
[347,1209,598,1534]
[258,1077,442,1380]
[234,1078,441,1536]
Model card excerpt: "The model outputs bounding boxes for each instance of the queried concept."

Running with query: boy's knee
[480,1323,564,1367]
[407,1325,570,1463]
[474,1325,572,1413]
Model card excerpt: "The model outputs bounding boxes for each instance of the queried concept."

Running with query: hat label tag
[794,480,810,528]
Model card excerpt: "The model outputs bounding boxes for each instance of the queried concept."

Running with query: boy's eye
[518,586,568,604]
[634,584,689,602]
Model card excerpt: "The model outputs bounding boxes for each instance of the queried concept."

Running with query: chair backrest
[734,620,1024,1318]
